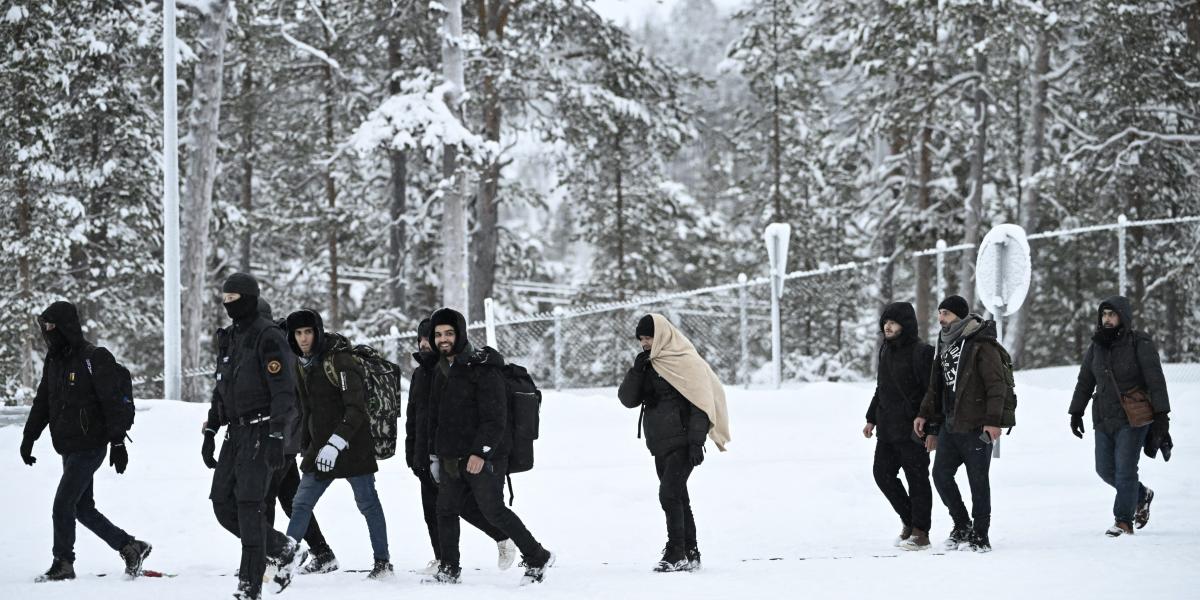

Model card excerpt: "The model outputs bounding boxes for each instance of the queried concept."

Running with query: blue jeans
[288,473,389,561]
[1094,424,1149,524]
[54,447,133,562]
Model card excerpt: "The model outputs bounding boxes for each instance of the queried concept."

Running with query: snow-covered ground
[2,366,1197,599]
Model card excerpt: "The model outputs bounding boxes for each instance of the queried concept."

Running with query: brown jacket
[919,318,1009,432]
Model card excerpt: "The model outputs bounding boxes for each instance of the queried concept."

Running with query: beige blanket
[648,313,731,451]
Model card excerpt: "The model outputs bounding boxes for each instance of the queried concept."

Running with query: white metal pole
[1117,214,1128,296]
[552,307,563,390]
[484,297,497,348]
[995,239,1006,343]
[770,275,782,389]
[162,0,182,401]
[737,273,749,389]
[934,238,946,338]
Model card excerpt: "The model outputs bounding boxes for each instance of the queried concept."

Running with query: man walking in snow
[203,298,338,577]
[864,302,935,550]
[1069,295,1171,537]
[21,301,152,582]
[406,318,516,575]
[914,295,1010,553]
[273,308,392,587]
[618,314,731,572]
[207,273,304,600]
[423,307,555,586]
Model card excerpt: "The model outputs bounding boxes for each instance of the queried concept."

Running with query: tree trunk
[615,133,625,300]
[958,14,988,311]
[322,9,339,329]
[238,33,255,272]
[770,0,782,221]
[181,0,230,402]
[469,0,513,320]
[440,0,470,318]
[17,181,35,395]
[387,29,407,311]
[880,131,903,306]
[1010,26,1049,367]
[915,123,933,335]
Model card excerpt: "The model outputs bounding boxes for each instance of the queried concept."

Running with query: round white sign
[975,224,1032,317]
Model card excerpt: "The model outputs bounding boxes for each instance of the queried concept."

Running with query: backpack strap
[506,473,515,507]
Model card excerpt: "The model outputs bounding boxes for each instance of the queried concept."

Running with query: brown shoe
[1105,521,1134,537]
[899,528,931,551]
[894,525,913,547]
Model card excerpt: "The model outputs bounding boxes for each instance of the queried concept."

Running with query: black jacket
[426,308,509,460]
[1070,296,1170,433]
[24,302,127,455]
[618,358,710,457]
[209,304,300,452]
[867,302,935,443]
[290,322,377,480]
[405,350,439,470]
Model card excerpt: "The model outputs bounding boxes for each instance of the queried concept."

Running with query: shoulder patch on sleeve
[267,360,283,375]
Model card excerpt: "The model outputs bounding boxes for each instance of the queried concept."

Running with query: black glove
[1151,413,1169,438]
[264,433,287,470]
[110,443,128,474]
[689,444,705,466]
[1070,414,1085,439]
[202,431,218,469]
[634,350,651,372]
[19,436,36,466]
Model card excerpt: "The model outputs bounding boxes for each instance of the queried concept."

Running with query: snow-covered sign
[975,224,1032,317]
[763,223,791,298]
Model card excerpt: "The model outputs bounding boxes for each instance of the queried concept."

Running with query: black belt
[230,412,269,427]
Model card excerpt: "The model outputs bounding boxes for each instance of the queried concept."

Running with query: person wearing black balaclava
[203,298,338,579]
[21,301,152,582]
[1069,296,1171,537]
[206,273,304,599]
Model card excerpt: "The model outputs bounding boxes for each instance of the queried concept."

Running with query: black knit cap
[222,272,260,297]
[635,314,655,339]
[417,318,433,341]
[938,295,970,320]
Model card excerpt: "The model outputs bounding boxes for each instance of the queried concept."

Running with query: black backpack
[499,362,542,505]
[84,346,135,439]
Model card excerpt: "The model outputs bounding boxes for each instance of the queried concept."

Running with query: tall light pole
[163,0,182,400]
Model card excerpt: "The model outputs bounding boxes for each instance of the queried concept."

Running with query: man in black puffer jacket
[424,307,554,586]
[275,309,392,584]
[618,315,711,573]
[1070,296,1171,537]
[863,302,935,551]
[21,301,152,583]
[405,318,513,575]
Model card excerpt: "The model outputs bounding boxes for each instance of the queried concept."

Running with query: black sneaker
[943,522,973,551]
[519,551,555,585]
[271,538,307,593]
[119,539,152,577]
[684,546,701,572]
[968,530,992,553]
[233,579,262,600]
[654,546,689,573]
[300,549,339,575]
[34,558,75,583]
[421,562,462,584]
[1135,488,1154,529]
[366,560,394,580]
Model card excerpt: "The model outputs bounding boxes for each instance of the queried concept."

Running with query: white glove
[316,434,347,472]
[430,454,442,484]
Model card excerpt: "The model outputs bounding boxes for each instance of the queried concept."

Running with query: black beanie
[938,295,970,320]
[222,272,260,297]
[635,314,655,339]
[417,318,433,341]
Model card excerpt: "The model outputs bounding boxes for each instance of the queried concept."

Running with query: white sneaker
[416,559,440,575]
[497,539,517,571]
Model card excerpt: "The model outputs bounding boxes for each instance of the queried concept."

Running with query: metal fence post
[1117,214,1128,296]
[737,273,749,388]
[935,238,947,302]
[553,307,564,390]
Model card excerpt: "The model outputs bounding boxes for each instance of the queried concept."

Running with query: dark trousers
[932,430,993,533]
[417,469,507,560]
[52,447,133,562]
[268,461,330,555]
[436,457,545,569]
[655,447,697,553]
[1095,424,1150,524]
[210,424,289,595]
[873,439,932,532]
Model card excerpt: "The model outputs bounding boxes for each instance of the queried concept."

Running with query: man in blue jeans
[275,309,391,590]
[20,301,152,582]
[1070,296,1171,536]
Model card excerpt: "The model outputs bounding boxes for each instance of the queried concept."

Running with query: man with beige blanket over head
[618,314,731,573]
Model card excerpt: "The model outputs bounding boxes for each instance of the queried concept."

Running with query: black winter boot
[519,550,555,586]
[301,549,339,575]
[943,521,973,551]
[654,545,689,573]
[421,562,462,584]
[119,539,153,577]
[684,545,702,572]
[367,560,394,580]
[35,558,75,582]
